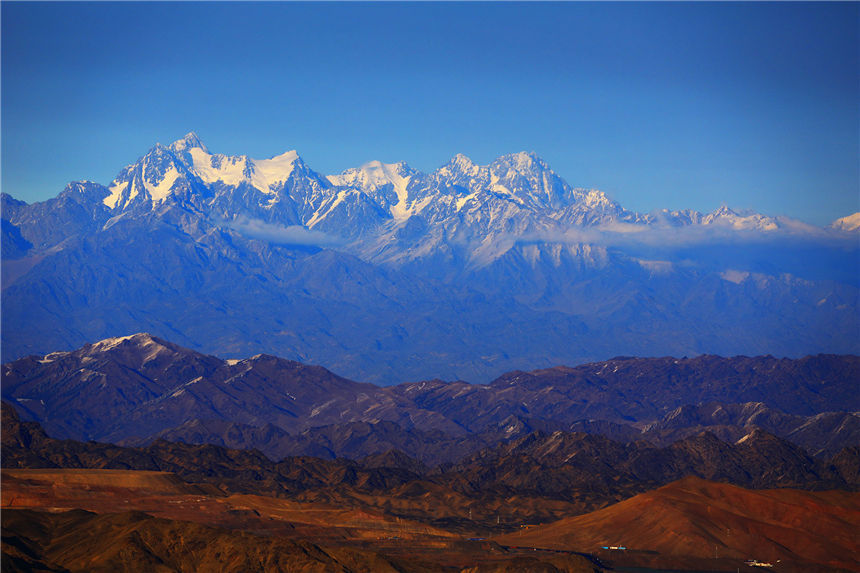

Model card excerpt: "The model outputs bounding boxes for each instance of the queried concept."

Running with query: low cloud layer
[227,216,344,247]
[511,221,859,285]
[518,220,859,250]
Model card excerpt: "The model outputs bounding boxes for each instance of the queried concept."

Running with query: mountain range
[4,402,857,522]
[3,334,857,465]
[4,347,858,572]
[2,133,858,384]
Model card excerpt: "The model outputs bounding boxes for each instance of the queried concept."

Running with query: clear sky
[2,2,858,226]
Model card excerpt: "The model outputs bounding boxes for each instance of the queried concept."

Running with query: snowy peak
[434,154,486,186]
[487,151,568,210]
[447,153,479,173]
[830,212,860,232]
[103,143,193,210]
[250,150,303,190]
[327,160,418,221]
[88,332,163,353]
[490,151,549,174]
[79,333,203,369]
[186,146,302,193]
[93,137,637,233]
[427,151,580,212]
[649,208,704,227]
[59,181,110,205]
[328,160,415,191]
[102,134,318,214]
[710,205,738,218]
[169,131,208,154]
[702,205,780,231]
[88,134,830,245]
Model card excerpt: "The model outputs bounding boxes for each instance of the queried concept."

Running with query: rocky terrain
[3,334,857,457]
[3,405,857,572]
[4,403,857,523]
[3,332,858,572]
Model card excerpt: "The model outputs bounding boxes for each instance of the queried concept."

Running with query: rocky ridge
[2,335,858,463]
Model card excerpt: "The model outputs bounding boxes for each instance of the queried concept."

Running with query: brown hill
[4,402,858,530]
[0,468,603,572]
[0,405,584,527]
[2,468,203,495]
[1,508,418,573]
[1,468,454,543]
[2,507,603,573]
[495,476,860,571]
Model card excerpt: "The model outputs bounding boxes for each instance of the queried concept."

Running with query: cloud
[517,221,859,250]
[507,220,859,285]
[227,216,344,247]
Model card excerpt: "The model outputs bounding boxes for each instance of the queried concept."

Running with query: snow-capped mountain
[86,133,833,267]
[698,205,781,231]
[103,134,612,237]
[109,132,306,207]
[327,160,419,222]
[831,212,860,232]
[90,133,852,240]
[2,133,857,384]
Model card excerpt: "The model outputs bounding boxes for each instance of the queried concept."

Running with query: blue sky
[2,2,857,225]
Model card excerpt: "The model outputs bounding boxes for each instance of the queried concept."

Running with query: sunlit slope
[495,476,860,570]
